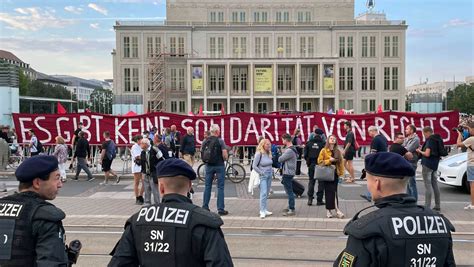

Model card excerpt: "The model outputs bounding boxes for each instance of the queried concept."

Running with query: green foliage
[89,87,113,114]
[447,83,474,114]
[19,70,73,100]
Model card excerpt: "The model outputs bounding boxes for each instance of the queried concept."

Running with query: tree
[19,70,74,100]
[89,88,113,114]
[447,83,474,114]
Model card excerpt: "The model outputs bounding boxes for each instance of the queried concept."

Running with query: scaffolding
[148,50,167,112]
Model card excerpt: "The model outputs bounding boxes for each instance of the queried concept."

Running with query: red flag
[57,102,67,114]
[188,111,194,116]
[220,105,225,115]
[377,104,383,113]
[198,104,203,116]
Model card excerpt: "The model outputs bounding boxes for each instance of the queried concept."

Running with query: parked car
[437,152,470,193]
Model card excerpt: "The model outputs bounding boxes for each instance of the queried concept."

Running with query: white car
[437,152,470,193]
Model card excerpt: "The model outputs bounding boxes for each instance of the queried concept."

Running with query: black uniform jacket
[108,194,234,267]
[334,194,456,267]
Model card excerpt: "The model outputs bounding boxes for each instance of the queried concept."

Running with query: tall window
[369,100,376,112]
[361,36,368,58]
[347,100,353,110]
[147,68,154,91]
[286,37,291,57]
[392,36,399,57]
[235,102,245,112]
[218,37,224,58]
[232,66,247,93]
[232,12,238,22]
[178,37,185,56]
[257,102,267,113]
[171,69,177,90]
[339,36,345,57]
[210,11,224,22]
[297,11,311,22]
[280,102,290,110]
[384,99,390,110]
[384,36,390,57]
[212,103,223,111]
[170,37,176,55]
[347,36,353,57]
[210,37,216,58]
[392,67,398,90]
[300,66,315,93]
[392,99,398,110]
[277,66,294,92]
[210,37,224,58]
[369,36,376,57]
[123,37,130,58]
[171,101,185,113]
[347,67,353,90]
[146,37,161,58]
[232,37,246,58]
[361,67,368,90]
[361,100,368,112]
[255,37,261,57]
[339,100,345,110]
[263,37,269,57]
[369,67,376,90]
[171,101,177,113]
[339,67,345,90]
[124,68,131,91]
[300,36,314,57]
[254,11,268,22]
[277,36,291,58]
[276,11,289,23]
[384,67,390,90]
[302,102,312,111]
[385,36,399,57]
[209,66,225,93]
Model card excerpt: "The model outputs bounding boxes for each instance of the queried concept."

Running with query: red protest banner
[12,111,459,146]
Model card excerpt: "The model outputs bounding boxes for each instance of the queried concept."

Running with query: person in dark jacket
[304,129,326,206]
[140,138,160,205]
[108,158,233,267]
[0,156,69,266]
[335,152,455,267]
[180,126,196,167]
[73,131,94,181]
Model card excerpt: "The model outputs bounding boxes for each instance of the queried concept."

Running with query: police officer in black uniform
[108,158,234,267]
[304,129,326,206]
[0,155,69,266]
[334,152,456,267]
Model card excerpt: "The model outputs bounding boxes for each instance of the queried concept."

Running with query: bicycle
[6,144,23,170]
[197,155,246,183]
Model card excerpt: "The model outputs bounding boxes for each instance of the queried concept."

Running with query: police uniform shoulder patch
[345,209,384,239]
[338,251,356,267]
[33,204,66,222]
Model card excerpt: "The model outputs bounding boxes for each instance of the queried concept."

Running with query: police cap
[155,158,196,180]
[364,152,415,179]
[15,155,59,182]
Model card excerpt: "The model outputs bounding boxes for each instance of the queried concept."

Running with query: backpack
[34,139,44,153]
[201,136,221,164]
[430,134,448,157]
[106,140,117,160]
[271,144,281,168]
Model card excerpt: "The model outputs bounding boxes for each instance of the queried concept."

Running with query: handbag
[247,153,262,194]
[314,165,335,181]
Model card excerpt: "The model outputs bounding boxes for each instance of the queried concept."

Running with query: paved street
[1,158,473,266]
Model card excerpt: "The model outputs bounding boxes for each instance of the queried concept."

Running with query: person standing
[0,125,12,143]
[416,127,441,211]
[140,138,160,205]
[318,135,345,219]
[456,121,474,210]
[0,156,69,266]
[202,124,229,216]
[100,131,119,185]
[403,124,420,201]
[131,135,144,205]
[342,121,356,183]
[170,124,181,158]
[70,122,83,169]
[253,139,274,219]
[180,126,196,166]
[108,159,233,266]
[390,132,413,161]
[73,131,95,182]
[278,133,298,216]
[360,126,388,202]
[334,152,455,267]
[28,129,40,156]
[292,129,304,175]
[53,136,69,182]
[304,130,326,206]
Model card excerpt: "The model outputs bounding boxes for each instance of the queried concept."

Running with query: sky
[0,0,472,85]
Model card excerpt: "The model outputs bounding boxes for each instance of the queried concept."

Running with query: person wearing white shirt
[131,135,144,205]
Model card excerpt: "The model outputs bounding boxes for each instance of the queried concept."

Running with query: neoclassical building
[112,0,407,115]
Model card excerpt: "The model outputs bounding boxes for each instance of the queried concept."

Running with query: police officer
[0,155,68,266]
[334,152,456,267]
[108,158,234,267]
[304,129,326,206]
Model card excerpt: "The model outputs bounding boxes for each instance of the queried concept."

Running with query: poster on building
[254,67,273,92]
[323,64,334,91]
[192,66,203,91]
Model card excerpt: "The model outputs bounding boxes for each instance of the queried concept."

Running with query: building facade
[112,0,407,115]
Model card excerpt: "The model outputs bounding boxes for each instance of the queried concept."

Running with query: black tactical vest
[307,140,324,159]
[345,199,455,267]
[0,193,44,266]
[131,202,222,267]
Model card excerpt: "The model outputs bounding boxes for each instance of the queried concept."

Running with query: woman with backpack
[292,129,303,175]
[253,139,274,219]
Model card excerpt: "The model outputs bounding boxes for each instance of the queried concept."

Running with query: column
[295,62,300,111]
[249,63,254,112]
